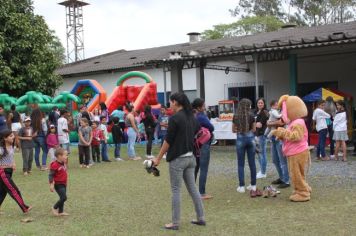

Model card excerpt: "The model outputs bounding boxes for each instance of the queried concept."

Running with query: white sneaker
[115,158,124,161]
[237,186,245,193]
[146,155,154,159]
[330,155,335,159]
[256,172,267,179]
[246,185,252,190]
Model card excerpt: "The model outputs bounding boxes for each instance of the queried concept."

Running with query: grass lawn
[0,144,355,236]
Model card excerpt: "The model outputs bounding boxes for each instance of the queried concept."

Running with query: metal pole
[163,62,167,106]
[254,54,259,99]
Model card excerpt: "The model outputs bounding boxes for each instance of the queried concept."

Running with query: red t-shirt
[49,161,68,186]
[91,129,103,146]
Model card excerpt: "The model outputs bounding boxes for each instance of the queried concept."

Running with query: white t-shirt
[312,108,330,132]
[58,117,69,144]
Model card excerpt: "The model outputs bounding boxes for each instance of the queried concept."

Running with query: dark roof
[57,21,356,77]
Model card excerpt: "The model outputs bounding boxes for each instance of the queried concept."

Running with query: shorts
[60,143,71,154]
[11,122,22,132]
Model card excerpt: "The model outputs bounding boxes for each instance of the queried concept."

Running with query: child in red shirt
[91,121,103,163]
[49,148,69,216]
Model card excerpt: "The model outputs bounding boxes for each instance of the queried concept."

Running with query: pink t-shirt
[282,118,308,157]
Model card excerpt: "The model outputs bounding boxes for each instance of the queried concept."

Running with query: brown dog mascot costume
[271,95,311,202]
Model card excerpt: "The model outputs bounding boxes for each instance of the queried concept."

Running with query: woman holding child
[254,98,269,179]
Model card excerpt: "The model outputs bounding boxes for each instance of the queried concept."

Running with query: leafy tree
[230,0,285,19]
[291,0,356,26]
[202,0,356,40]
[202,16,284,40]
[0,0,65,97]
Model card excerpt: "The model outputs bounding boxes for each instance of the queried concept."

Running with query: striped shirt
[0,147,14,167]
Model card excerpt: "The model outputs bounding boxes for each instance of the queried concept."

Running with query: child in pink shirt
[47,124,59,161]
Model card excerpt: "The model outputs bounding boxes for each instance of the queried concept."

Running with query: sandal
[164,223,179,230]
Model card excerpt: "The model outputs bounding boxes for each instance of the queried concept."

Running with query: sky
[33,0,237,59]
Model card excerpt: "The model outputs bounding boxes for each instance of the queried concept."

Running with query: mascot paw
[271,127,285,139]
[289,194,310,202]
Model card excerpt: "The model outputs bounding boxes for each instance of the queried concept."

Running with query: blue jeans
[236,132,256,187]
[196,142,211,195]
[114,143,121,158]
[317,128,328,157]
[127,127,137,158]
[34,136,48,167]
[257,135,267,174]
[271,137,289,184]
[101,141,109,161]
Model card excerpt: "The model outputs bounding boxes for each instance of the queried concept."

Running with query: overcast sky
[33,0,237,59]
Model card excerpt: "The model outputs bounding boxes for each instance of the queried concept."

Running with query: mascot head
[277,95,307,124]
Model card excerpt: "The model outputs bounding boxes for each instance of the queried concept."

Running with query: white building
[57,22,356,110]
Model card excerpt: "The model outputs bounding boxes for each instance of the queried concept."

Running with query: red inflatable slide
[106,71,161,113]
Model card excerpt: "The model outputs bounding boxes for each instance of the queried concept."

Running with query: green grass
[0,145,355,236]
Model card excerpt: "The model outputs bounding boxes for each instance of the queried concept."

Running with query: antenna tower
[58,0,89,63]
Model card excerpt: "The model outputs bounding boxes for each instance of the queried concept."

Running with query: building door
[228,86,264,108]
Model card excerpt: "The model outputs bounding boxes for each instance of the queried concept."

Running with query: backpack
[194,127,211,158]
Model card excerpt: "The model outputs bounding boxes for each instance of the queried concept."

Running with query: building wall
[58,52,356,109]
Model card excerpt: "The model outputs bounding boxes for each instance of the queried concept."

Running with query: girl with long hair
[0,130,32,213]
[153,93,205,230]
[125,104,141,160]
[254,98,269,179]
[233,98,261,197]
[31,108,48,170]
[333,100,349,161]
[141,105,156,158]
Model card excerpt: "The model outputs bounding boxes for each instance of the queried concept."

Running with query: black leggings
[54,184,67,213]
[78,145,90,165]
[145,129,154,155]
[0,168,30,212]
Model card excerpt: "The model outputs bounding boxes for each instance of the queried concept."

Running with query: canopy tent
[302,88,343,102]
[303,88,354,143]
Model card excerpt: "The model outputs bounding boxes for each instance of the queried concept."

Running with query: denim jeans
[127,127,137,158]
[100,141,109,161]
[271,137,289,184]
[34,136,48,167]
[257,135,267,174]
[316,128,328,158]
[236,132,256,187]
[327,125,335,156]
[194,142,211,195]
[114,143,121,158]
[60,143,70,154]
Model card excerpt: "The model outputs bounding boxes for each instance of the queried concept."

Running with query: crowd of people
[0,93,355,230]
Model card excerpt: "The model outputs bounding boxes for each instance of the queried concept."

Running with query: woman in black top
[153,93,205,230]
[254,98,269,179]
[141,105,156,158]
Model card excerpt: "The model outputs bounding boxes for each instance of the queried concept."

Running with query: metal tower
[58,0,89,63]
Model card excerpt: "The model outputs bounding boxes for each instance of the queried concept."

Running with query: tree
[0,0,65,97]
[202,0,356,40]
[291,0,356,26]
[202,16,284,40]
[229,0,285,19]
